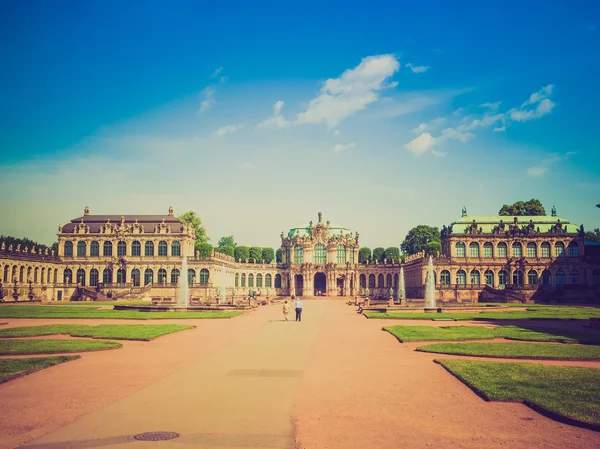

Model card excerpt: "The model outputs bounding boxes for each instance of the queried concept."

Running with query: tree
[584,228,600,242]
[373,247,385,263]
[384,247,400,262]
[217,235,236,248]
[197,242,213,258]
[178,211,209,247]
[401,225,441,256]
[358,247,372,263]
[276,248,283,263]
[249,246,262,263]
[424,241,442,257]
[0,235,56,253]
[262,247,275,264]
[215,245,234,257]
[499,199,546,216]
[234,246,250,262]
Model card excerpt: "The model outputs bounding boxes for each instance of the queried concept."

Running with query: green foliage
[196,242,213,258]
[0,339,122,355]
[249,246,262,263]
[234,245,250,262]
[276,248,282,263]
[401,225,441,255]
[384,247,400,262]
[0,356,80,383]
[499,199,546,216]
[215,245,234,257]
[0,235,56,253]
[217,235,237,248]
[358,247,371,263]
[372,247,385,263]
[424,241,441,256]
[0,324,194,341]
[438,360,600,427]
[177,211,209,245]
[419,342,600,360]
[262,247,275,264]
[584,228,600,242]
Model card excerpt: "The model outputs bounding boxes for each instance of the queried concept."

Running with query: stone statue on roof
[461,206,467,217]
[318,212,322,223]
[551,205,557,217]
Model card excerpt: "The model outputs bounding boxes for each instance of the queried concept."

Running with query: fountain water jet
[424,255,437,311]
[178,245,189,307]
[398,266,406,304]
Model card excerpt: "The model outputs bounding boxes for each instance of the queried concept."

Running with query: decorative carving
[84,206,90,216]
[551,205,557,217]
[461,206,467,217]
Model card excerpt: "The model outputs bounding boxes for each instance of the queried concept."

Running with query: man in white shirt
[294,296,303,322]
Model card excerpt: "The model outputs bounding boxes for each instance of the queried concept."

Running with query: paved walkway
[1,301,599,449]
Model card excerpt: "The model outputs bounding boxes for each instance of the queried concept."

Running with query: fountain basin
[113,304,254,312]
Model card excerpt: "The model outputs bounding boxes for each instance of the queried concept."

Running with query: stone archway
[314,272,326,296]
[295,274,303,297]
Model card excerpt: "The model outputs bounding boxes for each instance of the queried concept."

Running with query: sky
[1,0,599,249]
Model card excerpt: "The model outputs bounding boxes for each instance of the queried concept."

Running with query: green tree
[249,246,262,263]
[234,246,250,262]
[584,228,600,242]
[373,247,385,263]
[178,211,209,247]
[262,247,275,264]
[217,235,236,248]
[197,242,213,258]
[424,241,442,256]
[215,245,234,257]
[0,235,56,253]
[499,199,546,216]
[358,247,372,263]
[384,247,400,262]
[276,248,283,263]
[401,225,441,256]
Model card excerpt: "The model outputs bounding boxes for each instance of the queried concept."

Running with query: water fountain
[424,255,437,312]
[178,245,189,307]
[398,266,406,304]
[219,265,227,304]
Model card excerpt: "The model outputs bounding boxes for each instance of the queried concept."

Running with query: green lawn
[437,359,600,428]
[383,325,600,343]
[0,356,80,383]
[0,324,194,341]
[0,339,121,355]
[417,342,600,360]
[0,305,242,320]
[365,307,600,321]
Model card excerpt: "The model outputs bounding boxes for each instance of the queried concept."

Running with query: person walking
[282,300,290,321]
[294,296,303,322]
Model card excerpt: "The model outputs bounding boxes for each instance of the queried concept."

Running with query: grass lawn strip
[0,339,121,355]
[0,356,80,383]
[0,324,194,341]
[0,305,242,320]
[436,359,600,428]
[365,307,600,321]
[417,342,600,360]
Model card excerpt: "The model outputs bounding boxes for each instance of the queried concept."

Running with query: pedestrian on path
[282,300,290,321]
[294,296,303,322]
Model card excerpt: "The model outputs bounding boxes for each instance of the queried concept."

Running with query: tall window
[63,268,72,284]
[241,273,246,287]
[360,274,367,288]
[117,268,126,283]
[294,246,304,264]
[377,274,384,288]
[456,242,466,257]
[76,268,86,286]
[513,270,523,286]
[158,241,168,256]
[77,241,86,257]
[526,243,537,258]
[368,274,375,288]
[158,268,167,283]
[497,242,507,258]
[131,268,140,286]
[3,265,8,282]
[34,267,38,283]
[484,270,494,286]
[469,242,480,258]
[541,242,551,257]
[64,241,73,257]
[275,274,281,288]
[512,242,522,258]
[19,266,24,282]
[265,274,272,287]
[528,270,538,285]
[569,269,580,284]
[171,269,180,284]
[285,248,290,264]
[498,270,507,288]
[567,242,579,257]
[257,273,263,287]
[314,244,326,264]
[103,241,113,257]
[337,245,346,264]
[103,268,112,284]
[132,241,141,256]
[90,269,99,287]
[200,269,209,284]
[470,270,480,285]
[483,242,493,258]
[235,273,239,287]
[555,242,565,257]
[248,273,254,287]
[90,241,100,257]
[456,270,466,285]
[144,268,154,285]
[350,248,355,264]
[440,270,450,285]
[386,274,392,287]
[172,241,181,256]
[188,269,196,285]
[41,268,45,284]
[145,241,155,257]
[117,241,126,257]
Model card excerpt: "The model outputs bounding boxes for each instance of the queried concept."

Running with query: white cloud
[441,127,474,143]
[333,142,356,152]
[526,153,566,177]
[199,86,216,113]
[273,100,284,116]
[296,54,400,128]
[219,76,228,84]
[527,166,547,177]
[480,101,501,111]
[405,63,429,73]
[404,132,437,155]
[412,123,428,134]
[333,129,340,136]
[212,67,223,78]
[508,85,555,122]
[493,125,506,132]
[430,117,446,126]
[431,150,447,157]
[452,108,465,116]
[216,124,242,136]
[257,100,290,128]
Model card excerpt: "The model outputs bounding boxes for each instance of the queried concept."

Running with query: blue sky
[1,0,599,248]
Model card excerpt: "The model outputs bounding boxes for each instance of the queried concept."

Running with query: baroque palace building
[1,207,599,303]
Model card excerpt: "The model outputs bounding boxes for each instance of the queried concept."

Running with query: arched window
[132,241,141,256]
[188,269,196,285]
[360,274,367,288]
[19,266,24,282]
[53,268,57,283]
[64,241,73,257]
[34,267,39,283]
[131,268,140,286]
[241,273,246,287]
[145,241,155,257]
[248,273,254,287]
[541,242,551,258]
[394,273,398,288]
[555,242,565,257]
[200,269,209,284]
[378,274,384,288]
[386,273,392,287]
[337,245,346,264]
[157,268,167,284]
[172,241,181,256]
[4,265,9,282]
[117,241,126,257]
[235,273,239,287]
[528,270,538,285]
[41,268,45,284]
[483,242,493,258]
[266,274,272,287]
[144,268,154,285]
[456,242,466,257]
[117,268,125,283]
[285,248,290,264]
[64,268,72,284]
[592,269,600,286]
[484,270,494,286]
[497,242,507,258]
[257,273,263,287]
[27,266,32,281]
[90,241,99,256]
[90,269,99,287]
[567,242,579,257]
[368,274,375,288]
[77,241,86,257]
[158,241,168,257]
[171,268,180,284]
[569,269,580,284]
[440,270,450,285]
[314,244,326,264]
[103,241,113,257]
[542,270,552,285]
[512,242,522,258]
[469,242,480,258]
[498,270,507,288]
[350,247,355,264]
[555,269,566,285]
[294,246,304,264]
[513,270,523,286]
[470,270,480,285]
[456,270,466,285]
[103,268,112,284]
[12,266,17,282]
[275,274,282,288]
[76,268,86,286]
[526,243,537,258]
